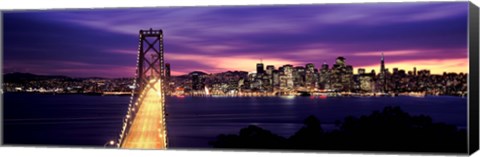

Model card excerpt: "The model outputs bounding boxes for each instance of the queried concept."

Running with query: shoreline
[3,91,467,98]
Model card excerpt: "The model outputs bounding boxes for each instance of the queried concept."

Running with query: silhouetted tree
[210,106,467,153]
[209,125,287,149]
[288,115,324,149]
[331,106,467,152]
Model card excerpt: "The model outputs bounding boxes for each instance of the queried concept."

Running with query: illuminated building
[266,65,275,76]
[165,63,173,93]
[330,56,354,92]
[393,68,399,75]
[257,62,265,75]
[305,63,316,89]
[418,70,431,77]
[380,52,385,73]
[358,68,366,75]
[265,65,275,91]
[272,70,280,87]
[279,64,294,91]
[377,52,387,92]
[319,62,330,90]
[190,71,206,90]
[165,63,171,80]
[358,73,375,92]
[345,65,354,90]
[294,66,306,87]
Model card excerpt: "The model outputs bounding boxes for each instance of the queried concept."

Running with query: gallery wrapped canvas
[1,1,479,156]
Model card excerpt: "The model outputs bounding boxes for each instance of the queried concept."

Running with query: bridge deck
[121,80,166,149]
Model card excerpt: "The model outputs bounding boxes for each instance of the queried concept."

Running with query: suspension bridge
[114,29,167,149]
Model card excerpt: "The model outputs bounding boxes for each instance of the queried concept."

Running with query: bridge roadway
[121,79,166,149]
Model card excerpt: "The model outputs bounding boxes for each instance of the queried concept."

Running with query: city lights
[3,54,468,98]
[162,55,467,97]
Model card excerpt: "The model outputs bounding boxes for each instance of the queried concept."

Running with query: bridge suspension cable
[116,29,167,149]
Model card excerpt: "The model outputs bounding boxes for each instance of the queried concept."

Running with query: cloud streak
[3,2,469,77]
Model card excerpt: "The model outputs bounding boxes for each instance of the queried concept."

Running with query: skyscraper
[305,63,316,88]
[266,65,275,76]
[380,52,385,74]
[393,67,399,75]
[358,68,366,75]
[414,67,417,76]
[294,66,305,87]
[279,64,294,90]
[272,70,280,87]
[378,52,387,92]
[256,62,265,74]
[165,63,171,80]
[306,63,315,72]
[330,57,354,92]
[190,71,205,90]
[192,72,200,90]
[319,62,330,90]
[336,56,346,66]
[321,62,329,70]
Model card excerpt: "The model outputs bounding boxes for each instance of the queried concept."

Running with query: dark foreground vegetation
[209,106,467,153]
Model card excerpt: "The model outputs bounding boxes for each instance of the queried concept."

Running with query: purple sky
[3,2,469,78]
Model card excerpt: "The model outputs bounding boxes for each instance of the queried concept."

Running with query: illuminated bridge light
[120,78,167,149]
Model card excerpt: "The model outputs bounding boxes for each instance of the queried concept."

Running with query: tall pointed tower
[379,52,387,92]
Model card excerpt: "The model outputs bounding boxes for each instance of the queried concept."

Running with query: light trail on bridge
[120,78,167,149]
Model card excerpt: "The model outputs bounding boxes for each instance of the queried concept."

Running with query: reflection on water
[3,93,466,148]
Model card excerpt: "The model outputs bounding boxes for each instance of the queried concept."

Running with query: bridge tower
[117,29,167,149]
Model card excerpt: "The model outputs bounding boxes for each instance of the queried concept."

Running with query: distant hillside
[188,71,208,76]
[3,70,249,83]
[3,72,75,83]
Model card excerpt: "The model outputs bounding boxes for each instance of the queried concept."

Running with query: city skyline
[3,2,469,78]
[174,52,469,76]
[2,53,468,78]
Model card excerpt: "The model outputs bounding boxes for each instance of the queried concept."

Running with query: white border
[0,0,479,157]
[0,146,464,157]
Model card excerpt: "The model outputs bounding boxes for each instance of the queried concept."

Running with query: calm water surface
[3,93,467,148]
